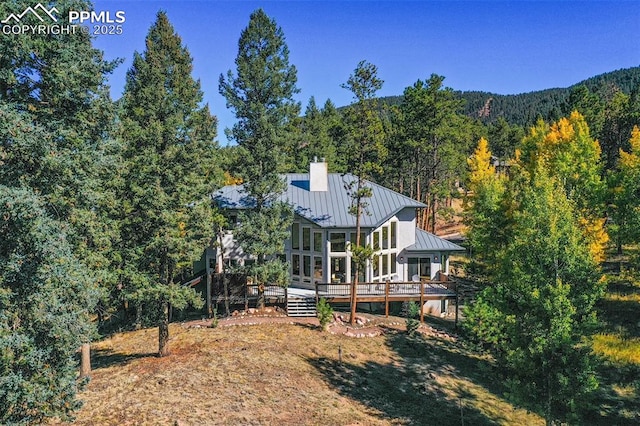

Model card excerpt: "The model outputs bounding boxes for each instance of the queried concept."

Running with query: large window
[330,232,346,252]
[408,257,431,280]
[303,255,311,277]
[372,254,379,277]
[330,257,346,282]
[350,259,365,283]
[303,228,311,251]
[390,222,397,249]
[313,231,322,252]
[314,256,323,280]
[382,226,389,249]
[292,254,301,276]
[350,232,366,249]
[292,223,300,250]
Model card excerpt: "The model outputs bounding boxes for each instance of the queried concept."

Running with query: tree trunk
[431,195,437,234]
[79,343,91,378]
[617,235,623,256]
[158,302,170,357]
[218,229,230,316]
[135,304,142,330]
[546,374,553,426]
[257,287,265,310]
[223,274,230,316]
[350,193,362,326]
[206,272,212,317]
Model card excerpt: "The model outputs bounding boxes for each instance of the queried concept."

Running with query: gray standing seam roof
[407,228,466,252]
[213,173,426,229]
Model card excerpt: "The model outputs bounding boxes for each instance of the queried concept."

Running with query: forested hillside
[380,66,640,128]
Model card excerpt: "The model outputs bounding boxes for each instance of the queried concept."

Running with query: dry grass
[593,334,640,364]
[52,322,543,426]
[588,265,640,424]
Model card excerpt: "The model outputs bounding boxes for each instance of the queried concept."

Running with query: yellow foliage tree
[465,138,507,269]
[467,137,495,191]
[619,125,640,169]
[518,112,608,263]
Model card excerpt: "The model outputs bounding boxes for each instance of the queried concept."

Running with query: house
[209,160,465,297]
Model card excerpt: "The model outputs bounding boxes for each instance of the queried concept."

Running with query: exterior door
[408,257,431,281]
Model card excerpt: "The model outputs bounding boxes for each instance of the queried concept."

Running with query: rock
[248,308,256,314]
[232,310,239,316]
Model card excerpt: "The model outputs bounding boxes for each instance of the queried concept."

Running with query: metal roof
[213,173,426,229]
[406,228,466,252]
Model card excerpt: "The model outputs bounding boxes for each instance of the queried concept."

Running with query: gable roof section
[406,228,466,252]
[213,173,426,229]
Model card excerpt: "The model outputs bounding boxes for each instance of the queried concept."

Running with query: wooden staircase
[287,297,317,317]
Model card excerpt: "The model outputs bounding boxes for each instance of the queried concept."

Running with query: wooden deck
[315,281,456,302]
[314,280,458,323]
[205,274,458,323]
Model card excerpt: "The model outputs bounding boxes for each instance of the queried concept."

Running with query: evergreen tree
[119,11,220,356]
[0,0,118,420]
[322,99,350,173]
[219,9,298,306]
[0,0,121,301]
[341,60,387,324]
[565,85,605,140]
[295,97,339,171]
[486,117,525,160]
[610,126,640,254]
[388,75,475,232]
[0,186,99,424]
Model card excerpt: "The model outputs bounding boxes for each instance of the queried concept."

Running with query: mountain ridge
[377,66,640,127]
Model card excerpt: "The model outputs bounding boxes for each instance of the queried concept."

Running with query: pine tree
[219,9,297,305]
[0,1,118,420]
[486,117,525,160]
[341,60,387,324]
[389,75,475,232]
[119,11,220,356]
[0,0,121,297]
[610,126,640,254]
[295,97,339,171]
[0,186,99,424]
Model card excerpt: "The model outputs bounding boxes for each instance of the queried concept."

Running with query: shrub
[404,301,420,335]
[210,307,219,329]
[317,298,334,331]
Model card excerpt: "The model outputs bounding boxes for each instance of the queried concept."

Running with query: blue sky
[92,1,640,143]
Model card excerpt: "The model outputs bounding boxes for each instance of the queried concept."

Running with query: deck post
[419,282,425,323]
[455,290,459,330]
[315,281,319,306]
[244,284,248,312]
[385,280,390,317]
[285,286,288,315]
[206,273,212,317]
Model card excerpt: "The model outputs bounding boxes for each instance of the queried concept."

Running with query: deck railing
[315,280,456,297]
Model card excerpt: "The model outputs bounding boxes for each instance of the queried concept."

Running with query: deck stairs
[287,296,317,317]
